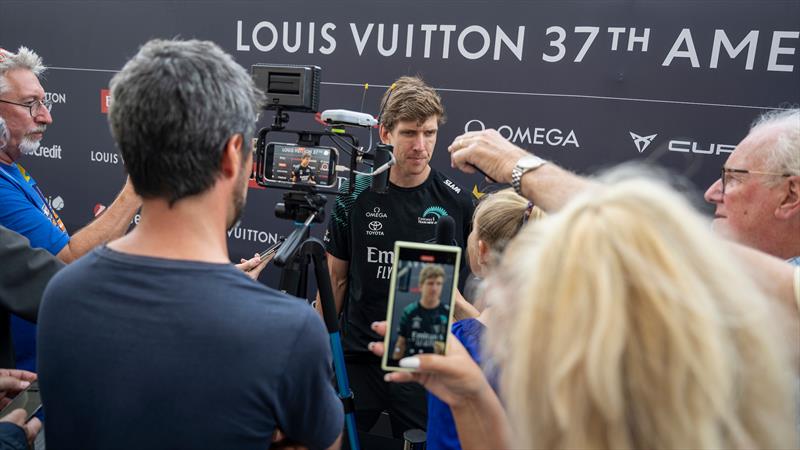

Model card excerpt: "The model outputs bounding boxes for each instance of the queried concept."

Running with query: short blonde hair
[486,177,797,449]
[418,264,445,285]
[379,76,445,131]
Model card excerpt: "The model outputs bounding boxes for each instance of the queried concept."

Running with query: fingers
[367,341,384,357]
[24,417,42,445]
[383,370,422,384]
[246,253,268,280]
[0,369,36,382]
[0,376,31,394]
[0,409,26,426]
[367,322,387,356]
[370,321,387,337]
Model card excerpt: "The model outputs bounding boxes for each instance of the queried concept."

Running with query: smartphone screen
[382,241,461,371]
[264,143,336,186]
[0,380,41,422]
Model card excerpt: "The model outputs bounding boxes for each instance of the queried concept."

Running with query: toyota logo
[369,221,383,231]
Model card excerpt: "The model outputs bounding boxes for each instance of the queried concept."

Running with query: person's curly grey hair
[0,47,45,95]
[108,39,265,204]
[750,108,800,184]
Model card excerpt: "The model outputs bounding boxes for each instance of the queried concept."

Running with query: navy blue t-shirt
[37,246,343,450]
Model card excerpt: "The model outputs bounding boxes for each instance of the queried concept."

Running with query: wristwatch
[510,155,546,196]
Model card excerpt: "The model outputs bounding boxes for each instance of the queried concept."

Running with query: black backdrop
[1,0,798,287]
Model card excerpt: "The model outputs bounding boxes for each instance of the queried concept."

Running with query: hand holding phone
[382,241,461,371]
[0,380,41,422]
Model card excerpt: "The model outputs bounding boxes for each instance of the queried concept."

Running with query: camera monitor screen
[382,241,461,371]
[264,142,337,187]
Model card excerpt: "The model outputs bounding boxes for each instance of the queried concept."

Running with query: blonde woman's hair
[485,177,798,450]
[474,188,544,259]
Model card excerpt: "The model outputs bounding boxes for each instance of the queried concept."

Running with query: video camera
[251,63,392,198]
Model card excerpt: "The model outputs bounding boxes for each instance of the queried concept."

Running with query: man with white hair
[0,46,140,371]
[703,109,800,264]
[0,47,141,263]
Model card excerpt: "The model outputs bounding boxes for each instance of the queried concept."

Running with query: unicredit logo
[465,119,579,148]
[31,144,62,159]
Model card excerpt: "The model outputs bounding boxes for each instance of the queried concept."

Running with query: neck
[390,165,430,188]
[108,190,231,264]
[420,297,440,309]
[755,220,800,260]
[0,151,15,165]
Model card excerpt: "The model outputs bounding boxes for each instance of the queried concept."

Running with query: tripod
[272,191,360,450]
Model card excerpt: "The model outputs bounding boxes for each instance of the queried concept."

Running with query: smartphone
[263,142,338,188]
[259,236,286,261]
[382,241,461,371]
[0,380,41,422]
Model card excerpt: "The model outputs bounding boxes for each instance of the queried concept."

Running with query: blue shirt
[0,162,69,372]
[38,246,343,449]
[426,318,487,450]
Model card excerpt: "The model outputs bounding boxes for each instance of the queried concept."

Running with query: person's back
[34,38,343,449]
[38,247,341,449]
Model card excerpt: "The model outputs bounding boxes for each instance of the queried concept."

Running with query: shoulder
[430,169,473,206]
[402,302,420,315]
[331,174,371,225]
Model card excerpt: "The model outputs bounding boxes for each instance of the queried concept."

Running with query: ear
[379,124,391,144]
[220,134,244,180]
[477,239,490,267]
[775,175,800,220]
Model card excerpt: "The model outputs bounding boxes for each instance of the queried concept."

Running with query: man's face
[704,125,787,250]
[420,275,444,304]
[300,156,310,167]
[380,116,438,179]
[0,69,52,161]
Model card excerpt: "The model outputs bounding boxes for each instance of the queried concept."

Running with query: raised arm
[56,177,140,263]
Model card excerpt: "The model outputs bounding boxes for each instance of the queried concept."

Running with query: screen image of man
[324,76,474,436]
[0,46,140,371]
[291,151,317,184]
[36,39,342,449]
[392,264,450,360]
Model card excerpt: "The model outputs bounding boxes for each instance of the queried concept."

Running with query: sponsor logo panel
[629,131,735,156]
[464,119,580,148]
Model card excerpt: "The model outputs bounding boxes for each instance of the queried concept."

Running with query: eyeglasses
[0,98,52,118]
[720,167,791,195]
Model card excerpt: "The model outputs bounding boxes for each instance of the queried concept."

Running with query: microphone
[370,143,393,193]
[434,215,456,246]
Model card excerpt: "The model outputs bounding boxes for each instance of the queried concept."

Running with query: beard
[18,126,47,155]
[18,136,41,155]
[226,171,248,231]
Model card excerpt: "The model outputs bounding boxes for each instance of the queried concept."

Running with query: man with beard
[36,39,343,450]
[0,46,141,371]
